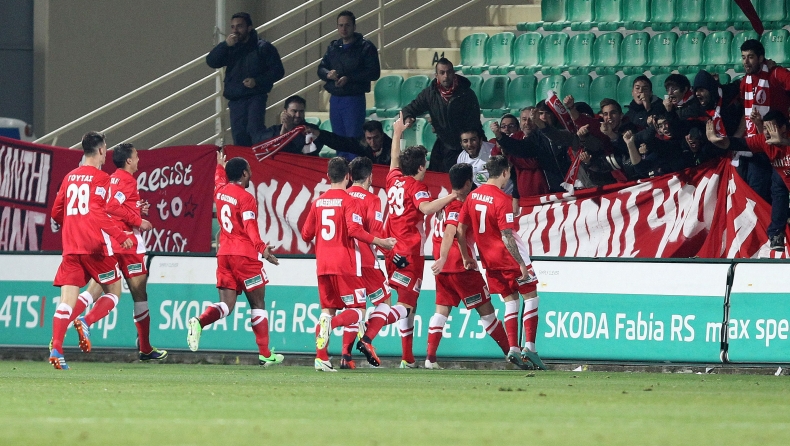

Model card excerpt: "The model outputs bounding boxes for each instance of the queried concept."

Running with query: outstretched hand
[217,149,227,167]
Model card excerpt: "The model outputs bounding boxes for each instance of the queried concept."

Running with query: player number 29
[220,204,233,232]
[387,186,405,216]
[321,208,336,240]
[66,183,90,216]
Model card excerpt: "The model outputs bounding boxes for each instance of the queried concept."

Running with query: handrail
[35,0,479,148]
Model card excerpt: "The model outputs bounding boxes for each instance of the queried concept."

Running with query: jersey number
[387,186,405,216]
[475,204,487,233]
[66,184,90,216]
[321,209,336,240]
[220,204,233,232]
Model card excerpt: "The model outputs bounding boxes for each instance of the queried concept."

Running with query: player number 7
[475,204,487,233]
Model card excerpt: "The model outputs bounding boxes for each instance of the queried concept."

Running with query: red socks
[251,309,271,357]
[84,293,119,326]
[51,303,72,352]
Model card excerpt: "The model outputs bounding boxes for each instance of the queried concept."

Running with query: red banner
[0,136,216,253]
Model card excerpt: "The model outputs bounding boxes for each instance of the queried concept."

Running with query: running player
[68,143,166,361]
[300,157,396,372]
[427,163,510,369]
[357,115,456,369]
[49,131,133,370]
[458,155,547,370]
[186,151,283,367]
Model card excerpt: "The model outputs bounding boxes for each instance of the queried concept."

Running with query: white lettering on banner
[0,295,41,328]
[256,179,317,253]
[136,162,193,192]
[0,207,46,250]
[0,145,51,205]
[142,228,188,252]
[545,311,609,339]
[725,176,759,257]
[544,311,702,343]
[155,197,185,221]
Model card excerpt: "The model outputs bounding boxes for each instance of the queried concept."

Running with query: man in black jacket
[206,12,284,146]
[401,58,482,172]
[308,120,392,165]
[317,10,381,149]
[259,95,322,156]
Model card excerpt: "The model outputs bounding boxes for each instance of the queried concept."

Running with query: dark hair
[535,100,550,113]
[400,145,427,176]
[633,75,652,89]
[459,127,483,141]
[81,131,106,155]
[284,95,306,110]
[485,155,510,178]
[664,73,691,91]
[740,39,765,57]
[349,156,373,182]
[500,114,518,124]
[337,10,356,25]
[231,12,252,27]
[599,98,622,114]
[448,163,473,190]
[435,57,455,70]
[327,157,349,183]
[575,102,595,117]
[225,157,249,181]
[112,143,136,168]
[362,120,383,133]
[763,110,789,128]
[520,106,535,114]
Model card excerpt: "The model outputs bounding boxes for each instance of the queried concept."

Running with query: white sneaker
[399,360,417,369]
[424,359,443,370]
[316,314,331,350]
[186,317,202,352]
[314,358,337,372]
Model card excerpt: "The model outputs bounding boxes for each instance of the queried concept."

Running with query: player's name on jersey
[470,192,494,204]
[316,198,343,207]
[68,174,94,182]
[217,193,238,205]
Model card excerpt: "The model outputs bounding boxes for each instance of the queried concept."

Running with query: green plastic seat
[617,74,640,111]
[731,30,760,71]
[465,75,484,98]
[483,119,499,141]
[594,0,624,31]
[536,75,566,104]
[486,32,515,74]
[705,0,733,31]
[319,119,333,132]
[593,32,623,75]
[566,32,595,75]
[647,32,677,74]
[401,118,423,148]
[759,0,787,29]
[590,74,620,110]
[538,33,569,75]
[399,75,430,112]
[702,31,733,72]
[761,29,790,65]
[675,31,705,74]
[716,72,731,85]
[730,0,754,30]
[567,0,594,31]
[650,0,676,31]
[507,75,537,113]
[368,75,403,117]
[562,74,592,105]
[479,76,511,118]
[542,0,570,30]
[419,119,437,151]
[621,32,650,75]
[676,0,705,31]
[304,117,321,126]
[513,32,542,75]
[650,74,670,99]
[380,118,395,138]
[623,0,650,30]
[457,33,489,75]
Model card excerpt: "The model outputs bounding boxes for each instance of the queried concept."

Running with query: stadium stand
[512,32,542,74]
[593,32,623,75]
[506,75,537,113]
[367,74,403,118]
[536,75,566,103]
[621,32,650,75]
[590,74,620,109]
[485,32,515,74]
[676,31,706,75]
[562,74,592,105]
[479,75,510,117]
[538,32,568,75]
[456,33,488,74]
[594,0,623,31]
[703,31,734,72]
[647,31,677,74]
[566,32,596,75]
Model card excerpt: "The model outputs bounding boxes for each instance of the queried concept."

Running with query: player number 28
[220,204,233,232]
[66,183,90,216]
[387,186,405,216]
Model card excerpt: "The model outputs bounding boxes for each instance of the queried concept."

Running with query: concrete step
[444,26,517,47]
[403,47,460,69]
[487,4,541,27]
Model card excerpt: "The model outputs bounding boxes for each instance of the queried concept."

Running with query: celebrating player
[458,155,547,370]
[427,163,511,369]
[48,131,133,370]
[300,157,396,372]
[186,151,283,367]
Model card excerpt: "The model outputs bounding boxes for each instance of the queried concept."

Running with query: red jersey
[431,199,475,273]
[745,134,790,190]
[51,164,128,255]
[459,183,530,271]
[301,188,375,277]
[214,165,267,259]
[347,185,385,270]
[385,168,432,256]
[106,168,145,254]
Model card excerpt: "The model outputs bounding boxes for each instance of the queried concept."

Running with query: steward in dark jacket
[317,31,381,97]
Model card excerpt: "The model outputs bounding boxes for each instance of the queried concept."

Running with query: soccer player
[458,155,547,370]
[358,115,456,369]
[186,151,283,367]
[427,163,510,369]
[300,157,396,372]
[48,131,133,370]
[67,143,166,361]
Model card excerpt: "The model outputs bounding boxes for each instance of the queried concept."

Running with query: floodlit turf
[1,361,789,445]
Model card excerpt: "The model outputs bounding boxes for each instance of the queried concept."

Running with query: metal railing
[34,0,479,149]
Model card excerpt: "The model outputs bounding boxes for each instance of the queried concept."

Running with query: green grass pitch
[1,360,789,445]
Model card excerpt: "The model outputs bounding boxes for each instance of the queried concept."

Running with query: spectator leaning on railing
[308,120,392,166]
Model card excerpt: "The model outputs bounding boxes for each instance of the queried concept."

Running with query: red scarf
[438,76,458,102]
[706,87,726,138]
[744,64,771,137]
[252,126,306,161]
[545,91,581,190]
[675,90,695,107]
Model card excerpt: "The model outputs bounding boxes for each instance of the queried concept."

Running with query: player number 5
[220,204,233,232]
[66,184,90,216]
[321,208,336,240]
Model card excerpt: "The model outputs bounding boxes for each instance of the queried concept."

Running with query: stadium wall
[2,254,788,364]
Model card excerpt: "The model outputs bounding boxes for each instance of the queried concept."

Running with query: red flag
[733,0,764,35]
[250,125,306,161]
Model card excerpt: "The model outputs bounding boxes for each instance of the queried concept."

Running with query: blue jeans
[329,94,366,160]
[228,94,268,146]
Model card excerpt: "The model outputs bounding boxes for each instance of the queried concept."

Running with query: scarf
[706,87,726,138]
[545,91,581,191]
[252,125,306,161]
[438,76,458,102]
[744,64,771,137]
[675,90,695,107]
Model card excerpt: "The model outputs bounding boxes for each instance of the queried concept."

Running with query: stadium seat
[507,75,537,113]
[539,33,569,75]
[731,30,760,71]
[536,75,566,103]
[542,0,570,31]
[419,119,437,151]
[730,0,753,30]
[617,74,640,111]
[593,32,623,75]
[705,0,733,31]
[479,76,511,118]
[676,0,705,31]
[400,75,430,112]
[716,72,731,85]
[566,32,595,75]
[513,32,542,75]
[456,33,488,74]
[401,118,423,148]
[675,31,705,74]
[703,31,734,73]
[621,32,650,75]
[319,119,333,132]
[594,0,624,31]
[304,117,321,126]
[761,29,790,65]
[590,74,620,110]
[465,75,484,98]
[562,74,592,105]
[483,118,499,141]
[651,73,670,99]
[380,118,395,138]
[647,32,677,74]
[567,0,595,31]
[368,75,403,117]
[486,32,515,74]
[650,0,676,31]
[759,0,787,30]
[622,0,650,30]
